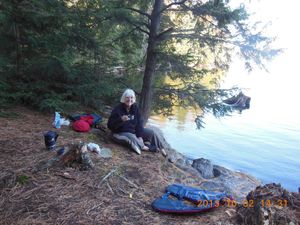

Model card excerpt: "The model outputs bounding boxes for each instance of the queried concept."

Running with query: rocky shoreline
[170,150,261,202]
[149,126,300,224]
[148,125,261,202]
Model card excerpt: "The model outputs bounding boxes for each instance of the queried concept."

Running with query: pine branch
[168,33,226,43]
[133,24,150,35]
[160,0,188,13]
[198,15,231,35]
[112,27,140,42]
[125,7,151,19]
[115,15,150,35]
[157,27,174,41]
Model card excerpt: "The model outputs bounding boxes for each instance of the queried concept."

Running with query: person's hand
[121,115,130,122]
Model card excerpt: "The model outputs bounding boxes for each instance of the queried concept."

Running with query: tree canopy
[0,0,280,120]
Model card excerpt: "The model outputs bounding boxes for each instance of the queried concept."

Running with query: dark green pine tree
[0,0,281,120]
[112,0,281,123]
[0,0,145,111]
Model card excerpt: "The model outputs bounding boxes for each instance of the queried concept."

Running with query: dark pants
[112,128,164,152]
[140,128,164,151]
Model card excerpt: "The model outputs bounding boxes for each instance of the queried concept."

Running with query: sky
[223,0,300,123]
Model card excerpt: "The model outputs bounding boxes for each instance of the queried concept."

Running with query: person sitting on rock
[107,88,167,156]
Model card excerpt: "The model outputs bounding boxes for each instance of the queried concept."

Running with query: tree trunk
[139,0,163,124]
[13,22,21,76]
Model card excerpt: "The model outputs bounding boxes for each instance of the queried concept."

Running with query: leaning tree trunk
[139,0,163,124]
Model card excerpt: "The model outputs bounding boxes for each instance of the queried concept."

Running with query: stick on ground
[98,167,117,187]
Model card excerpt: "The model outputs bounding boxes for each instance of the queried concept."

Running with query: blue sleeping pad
[152,184,229,214]
[166,184,227,203]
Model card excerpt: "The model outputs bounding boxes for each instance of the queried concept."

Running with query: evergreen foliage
[0,0,280,119]
[0,0,144,112]
[116,0,281,121]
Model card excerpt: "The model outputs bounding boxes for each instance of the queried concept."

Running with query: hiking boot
[161,148,167,157]
[142,145,149,151]
[132,144,141,155]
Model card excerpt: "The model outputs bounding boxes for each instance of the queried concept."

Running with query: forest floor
[0,106,241,225]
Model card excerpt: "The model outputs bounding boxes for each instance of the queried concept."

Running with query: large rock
[174,158,202,177]
[200,165,261,202]
[192,158,214,179]
[167,148,184,163]
[98,147,112,158]
[169,154,261,201]
[146,126,262,201]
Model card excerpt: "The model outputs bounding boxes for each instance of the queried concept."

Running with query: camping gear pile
[52,112,102,132]
[70,113,102,132]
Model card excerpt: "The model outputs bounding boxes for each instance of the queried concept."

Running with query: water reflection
[149,100,300,191]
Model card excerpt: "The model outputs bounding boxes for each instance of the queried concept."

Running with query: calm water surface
[149,104,300,192]
[149,57,300,192]
[147,0,300,192]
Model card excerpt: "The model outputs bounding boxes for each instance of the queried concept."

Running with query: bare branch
[172,28,197,33]
[157,27,174,41]
[118,17,150,35]
[141,21,150,29]
[99,167,117,186]
[86,203,104,215]
[112,27,140,42]
[198,15,233,36]
[106,182,114,194]
[117,174,139,189]
[125,7,151,19]
[131,24,150,35]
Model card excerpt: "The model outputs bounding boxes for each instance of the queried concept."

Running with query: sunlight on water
[149,103,300,191]
[149,2,300,191]
[149,54,300,191]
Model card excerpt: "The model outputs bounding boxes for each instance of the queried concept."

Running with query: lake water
[149,54,300,192]
[148,0,300,192]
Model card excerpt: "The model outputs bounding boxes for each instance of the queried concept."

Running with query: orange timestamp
[195,199,288,208]
[222,199,288,208]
